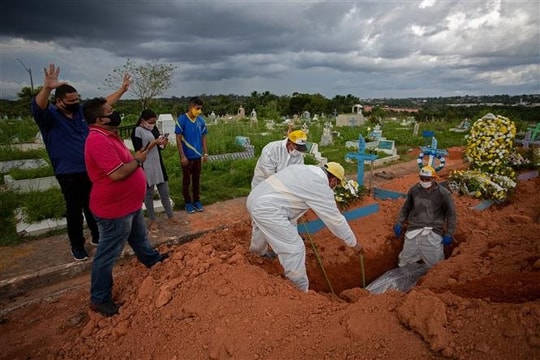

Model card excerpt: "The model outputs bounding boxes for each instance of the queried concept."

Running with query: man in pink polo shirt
[83,97,168,317]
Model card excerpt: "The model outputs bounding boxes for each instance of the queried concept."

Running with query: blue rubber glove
[442,234,453,245]
[393,224,402,238]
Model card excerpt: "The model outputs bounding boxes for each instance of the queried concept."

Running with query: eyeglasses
[419,176,433,182]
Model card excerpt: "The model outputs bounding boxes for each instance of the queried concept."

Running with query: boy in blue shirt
[175,97,208,213]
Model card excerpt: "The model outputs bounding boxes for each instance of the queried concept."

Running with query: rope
[302,221,335,296]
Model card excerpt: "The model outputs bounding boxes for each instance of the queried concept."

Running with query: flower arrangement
[448,169,516,202]
[334,179,365,208]
[450,113,518,202]
[463,113,517,178]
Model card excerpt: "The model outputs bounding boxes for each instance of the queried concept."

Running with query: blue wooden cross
[346,135,378,186]
[419,136,448,169]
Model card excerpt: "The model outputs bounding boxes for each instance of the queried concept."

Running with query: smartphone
[162,133,170,138]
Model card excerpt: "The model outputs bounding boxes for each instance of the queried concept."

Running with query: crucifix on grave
[418,136,448,171]
[346,135,378,186]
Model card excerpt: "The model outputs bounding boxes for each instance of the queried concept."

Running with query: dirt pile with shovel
[2,149,539,359]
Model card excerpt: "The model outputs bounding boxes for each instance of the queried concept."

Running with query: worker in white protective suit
[249,130,309,260]
[393,165,457,268]
[251,130,309,188]
[246,162,364,292]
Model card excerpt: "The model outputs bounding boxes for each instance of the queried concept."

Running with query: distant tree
[103,59,176,110]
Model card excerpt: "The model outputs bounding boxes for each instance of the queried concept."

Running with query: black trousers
[181,158,202,204]
[55,172,99,249]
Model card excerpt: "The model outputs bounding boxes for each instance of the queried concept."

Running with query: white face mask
[290,149,302,157]
[141,120,155,131]
[420,181,432,188]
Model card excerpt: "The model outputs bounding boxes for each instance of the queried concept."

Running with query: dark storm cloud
[1,0,538,99]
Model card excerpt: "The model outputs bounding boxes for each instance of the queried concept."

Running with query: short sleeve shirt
[174,113,207,159]
[85,126,146,218]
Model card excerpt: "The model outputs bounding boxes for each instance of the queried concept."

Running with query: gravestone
[346,135,378,186]
[301,122,309,135]
[413,122,420,136]
[157,114,176,144]
[265,120,275,130]
[370,124,383,141]
[237,105,245,118]
[210,111,217,123]
[320,122,333,146]
[376,139,397,156]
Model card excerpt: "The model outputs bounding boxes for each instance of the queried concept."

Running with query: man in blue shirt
[32,64,131,261]
[175,97,208,214]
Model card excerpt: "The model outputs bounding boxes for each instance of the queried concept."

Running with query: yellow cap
[324,162,345,184]
[287,130,308,152]
[419,165,436,177]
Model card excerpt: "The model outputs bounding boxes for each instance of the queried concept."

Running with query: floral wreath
[417,152,446,172]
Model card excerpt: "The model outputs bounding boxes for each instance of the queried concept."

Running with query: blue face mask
[102,111,122,126]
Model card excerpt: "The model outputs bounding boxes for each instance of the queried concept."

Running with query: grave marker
[346,135,378,186]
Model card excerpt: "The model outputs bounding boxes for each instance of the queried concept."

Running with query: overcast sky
[1,0,538,101]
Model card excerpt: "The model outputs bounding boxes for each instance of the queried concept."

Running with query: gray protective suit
[246,164,358,292]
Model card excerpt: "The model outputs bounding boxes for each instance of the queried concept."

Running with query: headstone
[303,111,311,121]
[250,109,257,121]
[157,114,176,144]
[346,135,378,186]
[301,122,309,134]
[237,106,245,118]
[413,122,420,136]
[265,120,275,130]
[235,136,251,148]
[370,124,383,141]
[376,139,397,156]
[320,122,334,146]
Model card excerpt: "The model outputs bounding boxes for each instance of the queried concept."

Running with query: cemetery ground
[1,148,539,360]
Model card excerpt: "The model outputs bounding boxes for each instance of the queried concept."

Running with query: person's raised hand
[43,64,67,90]
[121,73,132,93]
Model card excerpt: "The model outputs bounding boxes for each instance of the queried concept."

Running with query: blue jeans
[91,209,161,304]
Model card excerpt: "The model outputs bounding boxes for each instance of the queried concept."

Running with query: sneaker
[90,300,120,317]
[185,203,195,214]
[261,250,277,260]
[90,238,99,247]
[193,201,204,212]
[71,247,89,261]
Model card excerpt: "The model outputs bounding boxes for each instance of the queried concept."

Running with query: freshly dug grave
[1,151,539,360]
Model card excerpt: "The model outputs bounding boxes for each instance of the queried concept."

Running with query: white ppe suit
[246,164,357,292]
[251,139,304,189]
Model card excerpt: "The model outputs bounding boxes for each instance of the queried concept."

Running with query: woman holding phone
[131,109,179,232]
